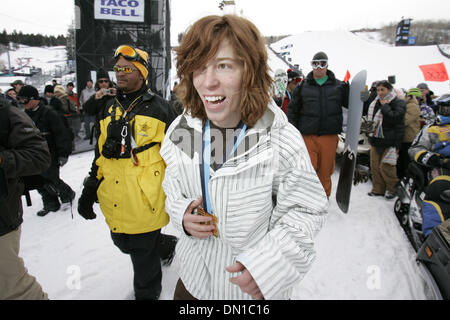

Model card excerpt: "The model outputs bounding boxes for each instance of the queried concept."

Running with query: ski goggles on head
[114,45,148,68]
[311,59,328,69]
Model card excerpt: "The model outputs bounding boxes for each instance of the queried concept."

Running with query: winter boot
[37,183,61,216]
[385,190,397,200]
[60,189,76,204]
[37,202,61,217]
[158,234,178,266]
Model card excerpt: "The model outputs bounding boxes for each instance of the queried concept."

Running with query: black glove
[77,176,98,220]
[419,152,442,168]
[59,157,68,167]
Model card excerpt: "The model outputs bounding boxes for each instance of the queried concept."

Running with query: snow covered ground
[20,150,433,300]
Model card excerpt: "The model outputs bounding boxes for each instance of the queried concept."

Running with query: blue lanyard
[201,119,247,213]
[286,90,291,101]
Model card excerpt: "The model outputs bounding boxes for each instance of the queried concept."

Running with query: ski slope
[269,31,450,96]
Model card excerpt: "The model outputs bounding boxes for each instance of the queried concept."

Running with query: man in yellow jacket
[77,45,177,300]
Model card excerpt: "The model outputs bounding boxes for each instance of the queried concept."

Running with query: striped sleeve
[236,124,328,299]
[160,125,197,234]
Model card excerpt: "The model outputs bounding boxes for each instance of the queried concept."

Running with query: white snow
[20,151,432,300]
[269,31,450,96]
[15,30,446,300]
[0,45,71,94]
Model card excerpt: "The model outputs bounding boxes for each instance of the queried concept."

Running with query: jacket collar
[305,69,336,85]
[178,99,287,133]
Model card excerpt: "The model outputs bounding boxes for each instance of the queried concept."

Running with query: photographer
[81,69,116,142]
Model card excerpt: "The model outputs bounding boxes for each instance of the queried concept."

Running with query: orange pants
[302,134,338,197]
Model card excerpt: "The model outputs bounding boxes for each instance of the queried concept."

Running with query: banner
[419,62,449,82]
[94,0,145,22]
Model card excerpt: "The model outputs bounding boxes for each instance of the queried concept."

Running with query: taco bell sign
[94,0,145,22]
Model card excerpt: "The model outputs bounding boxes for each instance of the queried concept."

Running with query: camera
[104,88,112,95]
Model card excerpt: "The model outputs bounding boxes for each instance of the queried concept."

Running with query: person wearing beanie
[397,88,421,180]
[281,68,302,114]
[17,85,75,217]
[53,85,80,142]
[10,79,24,94]
[81,68,116,141]
[77,44,178,300]
[416,82,437,113]
[287,51,349,197]
[42,84,64,113]
[0,94,50,299]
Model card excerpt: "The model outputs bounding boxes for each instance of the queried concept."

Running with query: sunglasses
[113,66,136,73]
[114,45,148,68]
[98,79,109,83]
[311,60,328,69]
[16,96,31,104]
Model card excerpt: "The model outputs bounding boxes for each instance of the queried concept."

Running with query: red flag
[343,70,351,82]
[419,62,449,82]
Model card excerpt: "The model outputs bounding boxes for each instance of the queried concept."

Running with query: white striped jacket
[160,101,328,299]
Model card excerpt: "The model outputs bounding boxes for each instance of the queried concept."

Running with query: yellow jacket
[94,88,176,234]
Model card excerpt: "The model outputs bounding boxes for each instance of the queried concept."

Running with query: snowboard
[274,69,287,98]
[336,70,367,213]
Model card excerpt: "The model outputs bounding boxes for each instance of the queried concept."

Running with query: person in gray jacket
[0,97,50,299]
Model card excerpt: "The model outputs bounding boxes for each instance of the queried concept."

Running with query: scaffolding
[74,0,170,98]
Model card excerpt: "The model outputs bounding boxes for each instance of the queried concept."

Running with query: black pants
[110,229,162,300]
[38,162,74,207]
[397,142,412,180]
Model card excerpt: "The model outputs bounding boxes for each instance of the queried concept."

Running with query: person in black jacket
[17,85,75,216]
[287,51,349,197]
[0,97,50,299]
[366,80,406,199]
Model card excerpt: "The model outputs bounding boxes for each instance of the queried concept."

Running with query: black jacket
[0,98,50,236]
[287,70,349,135]
[25,102,73,161]
[368,97,406,149]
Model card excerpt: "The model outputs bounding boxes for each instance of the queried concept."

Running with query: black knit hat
[17,85,40,100]
[312,51,328,61]
[44,85,54,94]
[287,69,300,82]
[97,68,109,80]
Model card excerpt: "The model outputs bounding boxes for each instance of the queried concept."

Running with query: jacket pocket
[224,181,272,249]
[137,159,166,214]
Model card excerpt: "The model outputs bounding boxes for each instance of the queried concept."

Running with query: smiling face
[193,40,243,128]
